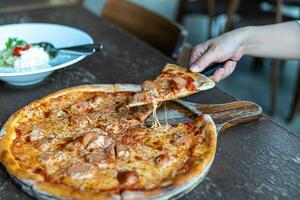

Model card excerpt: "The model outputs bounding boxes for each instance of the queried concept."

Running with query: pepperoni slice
[155,154,170,168]
[117,170,139,186]
[66,163,95,179]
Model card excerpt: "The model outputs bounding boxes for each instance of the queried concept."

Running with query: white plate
[0,23,93,86]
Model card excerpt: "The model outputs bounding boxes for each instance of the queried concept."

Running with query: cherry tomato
[13,47,23,56]
[22,44,30,50]
[13,44,30,57]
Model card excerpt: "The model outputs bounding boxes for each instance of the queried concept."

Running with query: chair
[287,66,300,122]
[0,0,79,14]
[176,0,231,38]
[102,0,188,60]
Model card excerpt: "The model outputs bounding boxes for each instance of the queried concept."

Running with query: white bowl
[0,23,93,86]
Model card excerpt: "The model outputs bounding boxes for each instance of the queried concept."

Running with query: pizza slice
[127,63,215,108]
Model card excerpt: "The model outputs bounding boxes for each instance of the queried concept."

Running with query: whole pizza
[0,65,217,200]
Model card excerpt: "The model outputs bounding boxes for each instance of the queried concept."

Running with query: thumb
[189,49,217,72]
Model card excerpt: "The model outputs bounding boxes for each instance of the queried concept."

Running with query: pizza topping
[168,79,178,92]
[127,119,142,128]
[116,143,131,158]
[66,163,96,179]
[115,102,127,112]
[172,76,187,89]
[14,122,31,136]
[155,154,170,168]
[117,170,139,186]
[66,130,112,151]
[141,80,158,97]
[39,151,72,174]
[65,139,84,152]
[170,132,191,147]
[39,137,60,151]
[169,76,196,92]
[52,109,68,119]
[70,100,94,113]
[86,151,106,163]
[141,80,156,91]
[196,136,206,145]
[185,76,197,91]
[81,132,112,149]
[39,151,68,165]
[187,122,196,131]
[85,147,115,168]
[81,132,99,147]
[88,135,113,149]
[132,93,149,104]
[121,127,148,146]
[69,115,90,128]
[29,127,44,141]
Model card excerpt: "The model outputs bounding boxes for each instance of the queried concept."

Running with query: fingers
[210,61,237,82]
[189,43,209,66]
[210,68,225,82]
[190,48,216,72]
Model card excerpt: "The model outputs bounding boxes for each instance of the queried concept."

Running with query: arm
[190,21,300,82]
[244,22,300,59]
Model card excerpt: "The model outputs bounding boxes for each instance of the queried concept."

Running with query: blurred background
[2,0,300,134]
[84,0,300,134]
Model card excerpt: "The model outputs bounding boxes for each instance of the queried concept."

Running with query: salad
[0,38,50,69]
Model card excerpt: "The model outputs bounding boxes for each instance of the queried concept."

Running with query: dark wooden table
[0,5,299,200]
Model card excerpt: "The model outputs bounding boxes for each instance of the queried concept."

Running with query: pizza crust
[114,83,141,92]
[0,84,217,200]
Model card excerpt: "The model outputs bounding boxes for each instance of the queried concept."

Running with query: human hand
[189,29,246,82]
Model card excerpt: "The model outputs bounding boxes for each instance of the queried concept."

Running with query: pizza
[127,63,215,108]
[0,84,217,200]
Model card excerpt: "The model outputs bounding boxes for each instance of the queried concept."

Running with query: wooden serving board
[145,100,262,199]
[146,100,262,134]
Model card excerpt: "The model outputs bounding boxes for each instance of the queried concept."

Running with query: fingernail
[190,65,200,72]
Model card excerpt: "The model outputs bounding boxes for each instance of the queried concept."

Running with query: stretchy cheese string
[152,99,161,128]
[164,101,169,126]
[151,100,171,129]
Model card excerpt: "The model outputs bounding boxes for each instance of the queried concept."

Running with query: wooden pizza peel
[146,99,262,134]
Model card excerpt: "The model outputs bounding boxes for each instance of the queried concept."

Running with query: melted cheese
[9,90,212,193]
[151,100,170,131]
[164,101,169,126]
[151,99,161,128]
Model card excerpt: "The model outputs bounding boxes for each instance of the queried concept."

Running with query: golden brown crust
[0,84,217,200]
[114,83,141,92]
